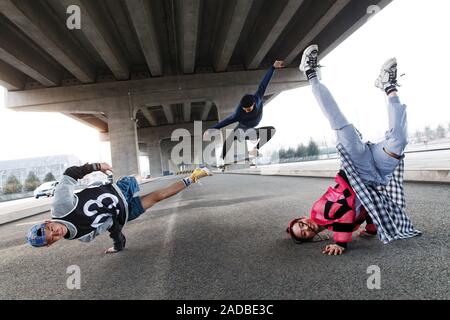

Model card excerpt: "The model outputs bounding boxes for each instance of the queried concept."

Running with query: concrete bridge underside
[0,0,392,177]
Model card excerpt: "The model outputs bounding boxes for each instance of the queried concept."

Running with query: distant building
[0,155,82,192]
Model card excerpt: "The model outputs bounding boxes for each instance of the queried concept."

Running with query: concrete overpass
[0,0,392,177]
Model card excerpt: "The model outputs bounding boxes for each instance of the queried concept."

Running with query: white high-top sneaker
[375,57,398,92]
[299,44,319,73]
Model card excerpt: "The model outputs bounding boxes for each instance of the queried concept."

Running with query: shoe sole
[299,44,319,72]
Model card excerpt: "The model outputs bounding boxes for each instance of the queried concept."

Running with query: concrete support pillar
[160,144,170,175]
[107,98,140,178]
[148,145,163,177]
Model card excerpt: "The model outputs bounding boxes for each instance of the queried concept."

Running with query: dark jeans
[221,126,276,160]
[116,176,145,221]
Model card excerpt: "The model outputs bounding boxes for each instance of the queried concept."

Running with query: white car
[34,181,59,199]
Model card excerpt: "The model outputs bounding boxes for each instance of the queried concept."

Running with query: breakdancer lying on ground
[286,45,421,256]
[27,163,211,254]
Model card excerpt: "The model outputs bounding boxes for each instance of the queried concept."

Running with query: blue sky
[1,0,450,161]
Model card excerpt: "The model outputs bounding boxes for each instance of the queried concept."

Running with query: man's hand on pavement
[322,244,345,256]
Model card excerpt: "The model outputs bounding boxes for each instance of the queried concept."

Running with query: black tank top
[52,184,128,239]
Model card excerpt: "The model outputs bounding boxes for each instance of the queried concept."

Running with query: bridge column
[148,144,163,178]
[107,98,140,178]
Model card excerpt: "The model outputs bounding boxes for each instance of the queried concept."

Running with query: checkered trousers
[337,144,422,244]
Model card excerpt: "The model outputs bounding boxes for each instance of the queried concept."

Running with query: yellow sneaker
[190,167,213,183]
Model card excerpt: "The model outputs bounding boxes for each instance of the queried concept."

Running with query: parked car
[34,181,59,199]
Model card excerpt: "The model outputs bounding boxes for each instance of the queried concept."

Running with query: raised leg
[140,168,212,210]
[371,58,408,180]
[139,181,186,210]
[254,126,276,150]
[371,93,408,178]
[310,77,375,174]
[221,129,239,160]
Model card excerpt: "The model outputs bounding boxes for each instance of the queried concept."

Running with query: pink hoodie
[311,171,374,244]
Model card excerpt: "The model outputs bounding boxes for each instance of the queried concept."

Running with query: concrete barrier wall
[0,203,51,225]
[225,167,450,184]
[0,192,34,203]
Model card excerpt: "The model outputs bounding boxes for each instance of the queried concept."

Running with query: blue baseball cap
[26,223,47,247]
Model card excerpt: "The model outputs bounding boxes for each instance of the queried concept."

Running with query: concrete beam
[284,0,351,65]
[63,113,108,133]
[245,0,305,69]
[124,0,163,76]
[163,104,175,124]
[0,59,25,91]
[93,113,109,123]
[60,0,129,80]
[7,68,307,111]
[177,0,201,74]
[141,107,158,126]
[0,15,60,86]
[201,101,213,121]
[0,0,95,83]
[183,102,191,122]
[213,0,254,72]
[8,68,307,107]
[139,121,217,144]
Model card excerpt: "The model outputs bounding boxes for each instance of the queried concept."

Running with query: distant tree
[43,172,56,182]
[435,125,446,139]
[286,147,296,159]
[271,150,280,162]
[424,126,435,141]
[24,172,41,192]
[414,130,423,142]
[307,139,320,157]
[279,147,286,159]
[3,175,22,194]
[295,144,308,158]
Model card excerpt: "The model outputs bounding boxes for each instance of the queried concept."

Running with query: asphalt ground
[0,174,448,300]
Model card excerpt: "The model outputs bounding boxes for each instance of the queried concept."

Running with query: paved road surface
[0,174,448,300]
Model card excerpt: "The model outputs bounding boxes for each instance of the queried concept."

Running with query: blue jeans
[116,176,145,221]
[310,77,408,186]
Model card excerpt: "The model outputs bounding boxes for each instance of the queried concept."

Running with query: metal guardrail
[405,148,450,154]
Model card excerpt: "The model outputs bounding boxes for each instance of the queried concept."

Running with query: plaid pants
[338,144,422,244]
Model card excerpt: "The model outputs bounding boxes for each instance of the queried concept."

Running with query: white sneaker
[299,44,320,73]
[375,58,398,91]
